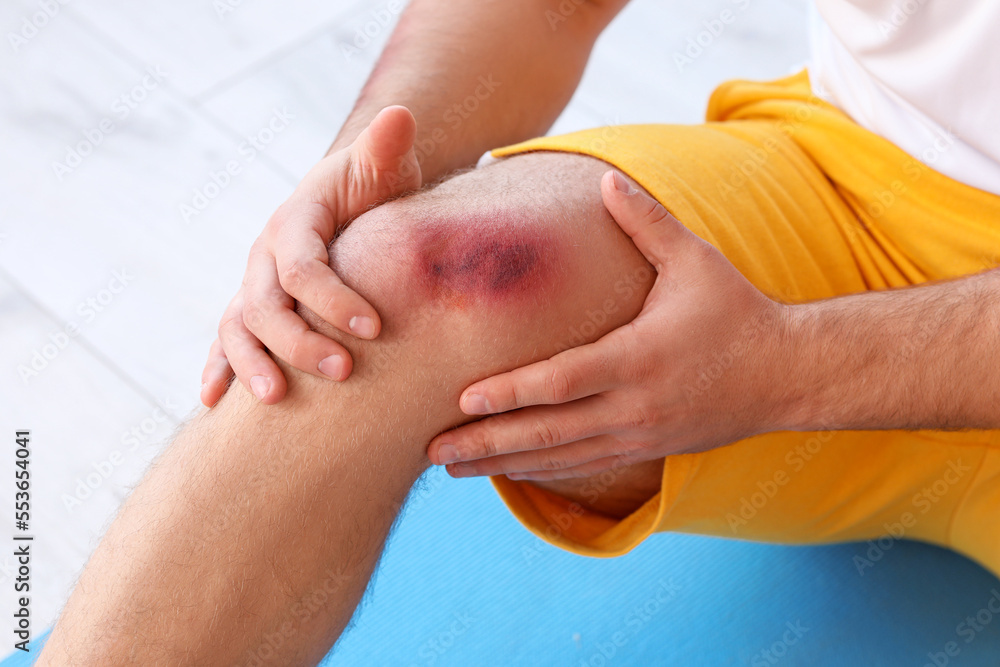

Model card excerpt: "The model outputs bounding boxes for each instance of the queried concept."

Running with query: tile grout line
[0,266,186,425]
[62,7,371,187]
[190,0,372,105]
[3,5,384,426]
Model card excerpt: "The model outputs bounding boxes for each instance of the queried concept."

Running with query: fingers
[445,436,634,479]
[600,170,692,269]
[505,455,628,481]
[216,293,289,404]
[272,212,381,340]
[349,105,422,196]
[355,105,418,168]
[429,395,631,466]
[458,339,623,416]
[241,250,354,382]
[200,338,232,407]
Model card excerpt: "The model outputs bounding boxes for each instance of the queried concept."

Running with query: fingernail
[613,171,636,195]
[250,375,270,401]
[318,355,346,381]
[349,315,375,338]
[437,444,461,465]
[463,393,491,415]
[507,473,526,481]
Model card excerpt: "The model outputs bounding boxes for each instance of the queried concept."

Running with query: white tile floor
[0,0,810,647]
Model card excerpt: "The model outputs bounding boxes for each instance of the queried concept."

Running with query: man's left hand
[428,170,794,480]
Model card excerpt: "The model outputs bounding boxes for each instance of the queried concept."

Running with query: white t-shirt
[810,0,1000,195]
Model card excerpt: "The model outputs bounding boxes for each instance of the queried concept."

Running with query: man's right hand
[200,105,422,407]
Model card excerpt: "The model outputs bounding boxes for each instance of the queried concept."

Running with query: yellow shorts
[489,71,1000,578]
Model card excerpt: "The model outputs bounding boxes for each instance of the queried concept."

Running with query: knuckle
[621,353,655,385]
[242,297,266,331]
[638,197,668,224]
[279,258,311,292]
[545,364,574,403]
[508,382,527,410]
[621,400,659,435]
[248,238,270,258]
[470,426,499,459]
[478,436,498,459]
[268,203,295,230]
[531,418,562,448]
[538,452,567,472]
[282,336,307,367]
[311,287,345,323]
[218,310,242,337]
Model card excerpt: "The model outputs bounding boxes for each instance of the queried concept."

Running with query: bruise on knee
[407,215,563,309]
[294,152,655,431]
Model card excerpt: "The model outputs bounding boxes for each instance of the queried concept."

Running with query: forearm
[781,268,1000,431]
[328,0,625,181]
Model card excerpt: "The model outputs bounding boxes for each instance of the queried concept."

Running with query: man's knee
[288,151,663,507]
[302,153,655,390]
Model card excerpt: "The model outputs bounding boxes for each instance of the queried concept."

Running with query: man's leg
[39,152,658,666]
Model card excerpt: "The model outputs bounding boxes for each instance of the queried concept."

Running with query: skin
[201,0,628,405]
[201,0,1000,483]
[411,219,558,304]
[431,240,1000,481]
[39,150,664,666]
[40,0,1000,661]
[201,105,422,404]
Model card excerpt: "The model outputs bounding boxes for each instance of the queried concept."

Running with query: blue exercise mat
[5,466,999,665]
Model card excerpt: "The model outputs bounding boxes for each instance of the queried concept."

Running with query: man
[41,0,1000,664]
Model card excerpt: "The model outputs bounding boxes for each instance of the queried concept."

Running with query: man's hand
[201,106,421,406]
[428,170,791,480]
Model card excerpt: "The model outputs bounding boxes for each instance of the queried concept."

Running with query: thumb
[600,170,691,270]
[351,105,421,190]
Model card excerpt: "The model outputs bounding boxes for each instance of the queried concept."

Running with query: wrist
[765,301,826,432]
